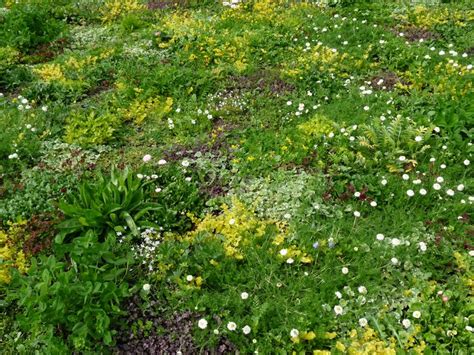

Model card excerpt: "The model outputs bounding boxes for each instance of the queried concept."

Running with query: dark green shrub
[7,230,134,352]
[0,1,66,52]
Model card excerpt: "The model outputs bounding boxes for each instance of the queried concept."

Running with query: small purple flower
[313,242,319,249]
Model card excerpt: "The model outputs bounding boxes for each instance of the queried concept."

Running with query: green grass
[0,0,473,353]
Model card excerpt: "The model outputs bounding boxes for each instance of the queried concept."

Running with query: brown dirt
[147,0,190,9]
[370,71,405,91]
[228,70,295,96]
[392,26,439,42]
[26,37,69,64]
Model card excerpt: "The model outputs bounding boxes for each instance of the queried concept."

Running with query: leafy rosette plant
[56,167,161,243]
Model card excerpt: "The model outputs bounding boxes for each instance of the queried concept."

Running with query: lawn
[0,0,473,353]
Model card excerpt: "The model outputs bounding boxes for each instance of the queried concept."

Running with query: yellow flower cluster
[401,6,474,29]
[64,55,99,71]
[344,327,396,355]
[400,61,472,99]
[283,44,350,79]
[188,198,278,260]
[101,0,145,23]
[252,0,280,21]
[0,221,28,284]
[33,63,67,83]
[298,114,335,139]
[119,96,173,125]
[432,62,472,98]
[0,46,19,72]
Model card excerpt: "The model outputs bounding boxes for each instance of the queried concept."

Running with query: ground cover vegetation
[0,0,473,353]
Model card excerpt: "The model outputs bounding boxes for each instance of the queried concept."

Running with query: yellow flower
[335,341,346,352]
[101,0,145,23]
[33,63,66,83]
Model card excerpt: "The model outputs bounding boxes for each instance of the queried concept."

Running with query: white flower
[227,322,237,331]
[381,179,387,186]
[466,326,474,332]
[464,159,470,166]
[290,329,299,338]
[241,292,249,300]
[391,238,401,246]
[335,291,342,299]
[413,179,421,185]
[143,283,151,292]
[419,242,427,252]
[391,257,399,265]
[213,329,219,334]
[286,258,294,264]
[198,319,208,329]
[229,218,236,225]
[158,159,167,165]
[415,136,422,142]
[137,174,144,179]
[399,156,406,162]
[370,201,377,207]
[334,305,343,315]
[359,318,368,327]
[8,153,18,159]
[185,177,192,182]
[457,184,464,191]
[363,106,369,111]
[407,190,415,197]
[376,233,385,241]
[412,311,421,319]
[354,211,361,217]
[354,191,361,197]
[433,183,441,190]
[280,249,288,256]
[402,174,409,180]
[242,325,251,335]
[286,100,292,106]
[186,275,194,282]
[143,154,152,162]
[446,189,455,196]
[41,106,48,112]
[402,319,411,328]
[182,160,190,167]
[155,187,162,193]
[436,176,444,183]
[358,286,367,294]
[342,267,349,274]
[439,50,445,55]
